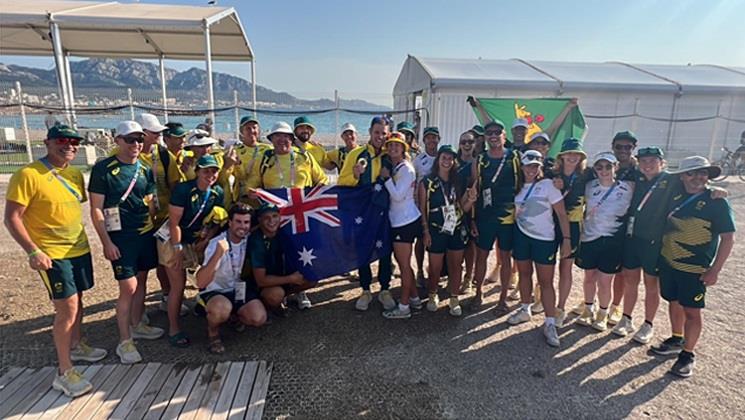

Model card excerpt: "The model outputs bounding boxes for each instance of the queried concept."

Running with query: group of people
[4,112,735,398]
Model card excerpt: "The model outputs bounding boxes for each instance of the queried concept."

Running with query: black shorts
[622,235,661,276]
[194,288,260,317]
[427,224,469,253]
[659,261,706,309]
[576,236,624,274]
[555,221,581,259]
[391,217,422,244]
[109,231,158,280]
[39,253,94,300]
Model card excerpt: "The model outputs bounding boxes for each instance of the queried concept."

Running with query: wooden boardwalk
[0,361,272,420]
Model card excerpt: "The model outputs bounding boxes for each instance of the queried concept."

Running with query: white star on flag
[375,240,383,248]
[298,246,317,266]
[355,216,363,225]
[374,184,382,192]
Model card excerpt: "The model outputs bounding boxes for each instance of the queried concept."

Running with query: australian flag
[253,183,391,282]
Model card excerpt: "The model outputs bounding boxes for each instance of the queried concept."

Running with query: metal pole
[334,89,340,149]
[127,88,135,120]
[63,52,78,128]
[630,98,640,133]
[16,82,33,163]
[250,59,257,117]
[203,23,216,125]
[49,21,72,125]
[234,90,239,139]
[159,54,169,122]
[707,101,723,160]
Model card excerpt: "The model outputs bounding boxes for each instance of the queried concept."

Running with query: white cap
[267,121,294,139]
[512,118,529,129]
[116,120,144,137]
[529,132,551,143]
[521,150,544,166]
[186,129,218,147]
[341,122,357,133]
[591,151,618,166]
[135,113,167,132]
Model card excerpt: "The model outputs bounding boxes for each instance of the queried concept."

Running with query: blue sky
[3,0,744,106]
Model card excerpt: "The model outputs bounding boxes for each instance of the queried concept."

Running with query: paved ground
[1,181,744,419]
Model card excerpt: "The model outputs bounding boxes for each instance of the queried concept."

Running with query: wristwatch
[173,243,184,251]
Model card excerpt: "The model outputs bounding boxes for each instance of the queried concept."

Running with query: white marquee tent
[0,0,256,124]
[393,56,745,161]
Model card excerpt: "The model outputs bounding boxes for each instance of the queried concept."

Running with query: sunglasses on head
[594,163,614,171]
[684,169,709,177]
[523,154,543,163]
[614,144,634,151]
[54,137,81,146]
[121,135,145,144]
[485,128,503,136]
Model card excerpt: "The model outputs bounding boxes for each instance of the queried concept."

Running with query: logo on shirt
[191,194,199,202]
[695,201,706,211]
[112,167,120,176]
[694,293,704,302]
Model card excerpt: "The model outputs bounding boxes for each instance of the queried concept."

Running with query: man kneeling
[195,204,267,354]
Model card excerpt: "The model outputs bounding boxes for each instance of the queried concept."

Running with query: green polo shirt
[249,229,286,277]
[628,172,683,242]
[475,149,520,224]
[169,179,224,244]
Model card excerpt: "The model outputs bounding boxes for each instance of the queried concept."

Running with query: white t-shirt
[200,231,248,294]
[384,160,421,227]
[413,152,437,183]
[581,180,633,242]
[515,179,563,241]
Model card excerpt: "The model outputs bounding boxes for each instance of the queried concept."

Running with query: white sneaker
[116,339,142,364]
[52,368,92,398]
[70,341,107,362]
[576,307,595,327]
[426,293,440,312]
[292,292,312,310]
[356,291,373,311]
[448,297,462,317]
[592,309,609,332]
[608,305,623,326]
[507,307,532,325]
[383,306,411,319]
[571,301,586,315]
[378,290,396,311]
[612,317,635,337]
[556,308,567,328]
[410,296,423,310]
[543,323,560,347]
[532,301,544,314]
[507,288,521,301]
[633,322,655,344]
[131,322,165,340]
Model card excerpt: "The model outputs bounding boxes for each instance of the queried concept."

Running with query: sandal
[168,331,191,348]
[208,336,225,354]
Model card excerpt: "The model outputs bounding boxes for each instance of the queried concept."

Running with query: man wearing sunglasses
[231,116,271,204]
[507,118,529,151]
[5,125,106,397]
[89,120,160,364]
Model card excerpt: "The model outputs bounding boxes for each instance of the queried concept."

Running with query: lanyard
[489,152,509,184]
[589,182,618,216]
[636,175,663,213]
[276,151,296,186]
[119,161,141,204]
[439,178,455,207]
[186,187,212,228]
[40,157,82,202]
[245,145,260,176]
[561,173,577,199]
[519,181,538,206]
[667,192,705,220]
[227,238,245,278]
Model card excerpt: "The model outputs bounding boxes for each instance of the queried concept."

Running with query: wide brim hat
[384,132,409,152]
[669,155,721,178]
[267,121,295,140]
[293,116,316,134]
[186,129,218,147]
[557,137,587,157]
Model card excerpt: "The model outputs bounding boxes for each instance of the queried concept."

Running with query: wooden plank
[35,365,104,420]
[194,362,230,420]
[245,362,272,420]
[108,362,161,420]
[70,364,130,420]
[4,367,57,419]
[210,362,245,420]
[0,367,56,418]
[52,364,115,420]
[0,367,25,392]
[0,368,37,407]
[227,361,258,420]
[89,364,144,419]
[128,363,180,420]
[20,366,92,420]
[179,363,215,420]
[158,364,203,420]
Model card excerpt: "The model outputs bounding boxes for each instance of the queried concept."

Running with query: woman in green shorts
[506,150,571,347]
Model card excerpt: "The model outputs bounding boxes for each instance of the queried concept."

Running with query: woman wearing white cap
[506,150,571,347]
[575,152,633,331]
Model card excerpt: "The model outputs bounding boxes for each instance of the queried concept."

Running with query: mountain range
[0,58,388,110]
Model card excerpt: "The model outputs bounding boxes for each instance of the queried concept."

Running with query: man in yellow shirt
[324,122,358,172]
[5,125,106,398]
[232,116,272,203]
[248,122,328,189]
[293,116,327,166]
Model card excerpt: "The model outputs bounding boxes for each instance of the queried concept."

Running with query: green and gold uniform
[473,149,520,251]
[139,144,185,226]
[249,229,287,281]
[297,142,328,168]
[8,159,93,298]
[423,175,468,253]
[232,142,272,203]
[338,144,389,186]
[659,189,735,308]
[326,146,353,171]
[549,170,586,258]
[169,179,225,245]
[89,156,157,280]
[249,149,328,189]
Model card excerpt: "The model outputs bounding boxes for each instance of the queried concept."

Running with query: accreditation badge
[441,204,457,235]
[626,216,635,237]
[154,220,171,242]
[483,189,493,207]
[234,282,246,304]
[103,207,122,232]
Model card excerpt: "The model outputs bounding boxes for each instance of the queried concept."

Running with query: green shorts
[513,227,558,265]
[475,219,514,252]
[194,287,261,317]
[576,236,623,274]
[39,253,94,300]
[622,236,661,276]
[109,231,158,280]
[659,261,706,309]
[555,221,581,259]
[428,224,469,254]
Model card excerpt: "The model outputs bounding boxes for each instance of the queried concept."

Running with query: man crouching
[195,203,267,354]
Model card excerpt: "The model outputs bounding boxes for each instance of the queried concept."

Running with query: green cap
[293,116,316,134]
[613,130,638,144]
[396,121,416,136]
[255,202,280,217]
[47,124,83,140]
[423,126,440,137]
[637,146,664,159]
[483,119,505,130]
[470,125,485,136]
[196,154,220,169]
[240,116,260,127]
[437,145,457,156]
[164,122,188,137]
[558,137,587,157]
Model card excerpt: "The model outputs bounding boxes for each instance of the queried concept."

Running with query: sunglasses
[531,140,550,146]
[485,128,503,136]
[121,135,145,144]
[613,144,634,151]
[594,163,614,171]
[684,169,709,177]
[459,140,475,145]
[54,137,81,146]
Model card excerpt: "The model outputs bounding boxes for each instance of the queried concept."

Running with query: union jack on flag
[253,185,340,234]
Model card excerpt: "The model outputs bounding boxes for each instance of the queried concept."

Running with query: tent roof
[0,0,253,61]
[393,56,745,95]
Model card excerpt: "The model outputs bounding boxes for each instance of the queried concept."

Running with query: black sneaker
[669,351,695,378]
[651,336,685,356]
